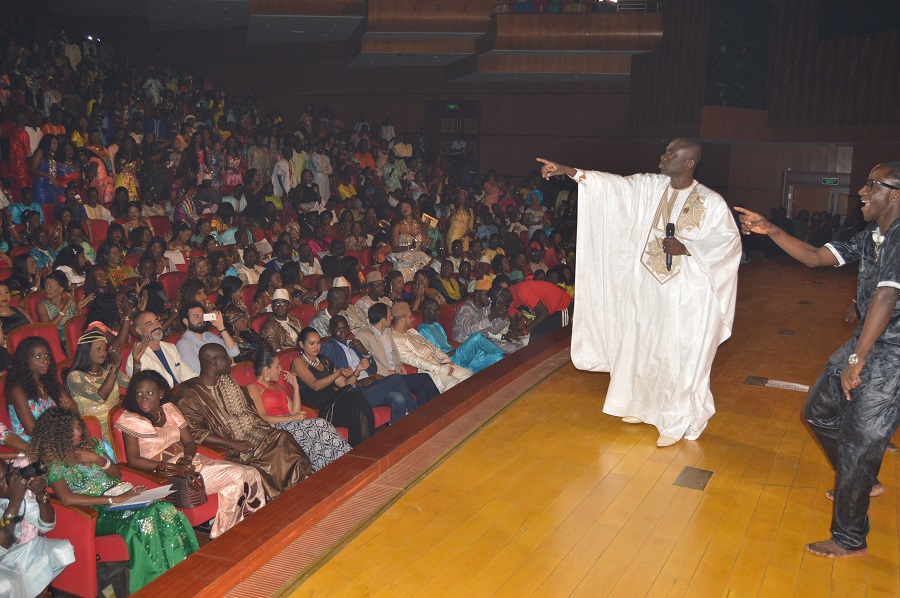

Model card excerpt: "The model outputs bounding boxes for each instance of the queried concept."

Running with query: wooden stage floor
[289,260,900,597]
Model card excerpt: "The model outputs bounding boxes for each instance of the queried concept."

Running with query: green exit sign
[822,177,839,185]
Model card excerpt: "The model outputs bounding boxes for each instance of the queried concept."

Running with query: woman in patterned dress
[247,349,351,470]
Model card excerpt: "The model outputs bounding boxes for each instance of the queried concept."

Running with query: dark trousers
[531,305,572,342]
[401,373,440,404]
[802,351,900,550]
[359,374,419,423]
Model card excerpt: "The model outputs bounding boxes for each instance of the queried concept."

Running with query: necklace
[150,409,162,425]
[302,352,321,368]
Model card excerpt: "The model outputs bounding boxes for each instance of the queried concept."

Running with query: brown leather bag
[164,471,208,509]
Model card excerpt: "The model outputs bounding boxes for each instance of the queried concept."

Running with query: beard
[188,321,210,334]
[150,329,164,341]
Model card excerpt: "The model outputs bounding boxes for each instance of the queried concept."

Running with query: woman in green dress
[28,407,198,593]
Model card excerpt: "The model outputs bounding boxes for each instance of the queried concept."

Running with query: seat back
[289,304,317,326]
[82,415,103,441]
[7,323,67,364]
[250,313,268,334]
[64,314,89,356]
[360,246,373,267]
[107,404,127,462]
[88,219,109,244]
[241,284,257,309]
[125,253,141,269]
[23,290,48,321]
[10,245,34,258]
[230,362,256,387]
[159,271,187,302]
[438,303,457,339]
[277,350,300,394]
[148,216,171,238]
[304,273,321,290]
[117,343,133,373]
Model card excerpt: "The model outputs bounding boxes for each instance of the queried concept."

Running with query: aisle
[292,261,898,597]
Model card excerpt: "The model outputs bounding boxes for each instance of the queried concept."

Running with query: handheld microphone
[665,223,675,271]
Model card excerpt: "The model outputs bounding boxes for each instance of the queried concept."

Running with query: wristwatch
[847,353,860,366]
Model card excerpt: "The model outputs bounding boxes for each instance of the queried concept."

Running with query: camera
[5,462,47,482]
[202,313,217,322]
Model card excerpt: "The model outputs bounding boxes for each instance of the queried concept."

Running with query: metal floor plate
[673,466,714,491]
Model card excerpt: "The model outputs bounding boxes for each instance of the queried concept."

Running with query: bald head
[390,301,413,333]
[674,138,701,163]
[199,342,228,377]
[660,138,702,181]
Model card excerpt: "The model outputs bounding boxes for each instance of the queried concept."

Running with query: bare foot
[824,483,884,501]
[805,538,867,558]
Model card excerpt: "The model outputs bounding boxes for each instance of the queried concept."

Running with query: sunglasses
[866,178,900,192]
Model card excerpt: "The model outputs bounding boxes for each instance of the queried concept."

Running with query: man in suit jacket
[127,311,198,387]
[319,315,422,423]
[354,303,440,403]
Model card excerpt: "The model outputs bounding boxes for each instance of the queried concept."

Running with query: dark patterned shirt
[825,216,900,355]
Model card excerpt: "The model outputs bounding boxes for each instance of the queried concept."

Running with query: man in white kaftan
[538,139,742,446]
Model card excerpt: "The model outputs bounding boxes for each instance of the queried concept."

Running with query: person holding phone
[175,301,240,373]
[127,311,198,387]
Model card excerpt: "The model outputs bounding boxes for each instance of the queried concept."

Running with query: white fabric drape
[571,170,741,440]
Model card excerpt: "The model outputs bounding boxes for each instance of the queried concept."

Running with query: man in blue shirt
[176,301,241,373]
[417,298,503,374]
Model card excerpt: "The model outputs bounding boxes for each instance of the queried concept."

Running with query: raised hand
[132,334,151,364]
[78,293,96,310]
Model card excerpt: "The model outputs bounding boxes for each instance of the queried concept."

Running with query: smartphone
[202,313,216,322]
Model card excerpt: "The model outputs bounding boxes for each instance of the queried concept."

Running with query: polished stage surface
[286,260,900,597]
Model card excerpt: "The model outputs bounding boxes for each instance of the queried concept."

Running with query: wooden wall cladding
[360,35,478,54]
[249,0,367,17]
[473,53,632,74]
[367,0,498,33]
[723,143,853,213]
[491,12,663,52]
[768,0,900,129]
[628,0,710,131]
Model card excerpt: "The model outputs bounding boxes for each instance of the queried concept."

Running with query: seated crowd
[0,22,576,596]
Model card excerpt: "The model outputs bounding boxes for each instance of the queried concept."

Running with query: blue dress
[33,160,61,205]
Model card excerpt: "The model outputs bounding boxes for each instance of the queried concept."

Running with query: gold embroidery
[640,185,706,285]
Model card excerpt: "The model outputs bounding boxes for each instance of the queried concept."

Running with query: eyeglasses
[866,178,900,192]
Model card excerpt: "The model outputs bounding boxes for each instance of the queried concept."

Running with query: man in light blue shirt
[176,301,240,373]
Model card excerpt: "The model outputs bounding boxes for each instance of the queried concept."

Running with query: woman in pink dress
[117,370,267,538]
[222,136,245,187]
[79,148,114,204]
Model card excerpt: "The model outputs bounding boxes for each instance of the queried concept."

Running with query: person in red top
[506,278,573,341]
[41,109,66,138]
[9,112,32,202]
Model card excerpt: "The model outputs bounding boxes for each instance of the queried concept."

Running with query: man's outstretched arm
[735,207,838,268]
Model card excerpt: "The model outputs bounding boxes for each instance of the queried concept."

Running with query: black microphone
[665,223,675,271]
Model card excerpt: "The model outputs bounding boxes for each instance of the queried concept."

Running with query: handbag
[162,471,208,509]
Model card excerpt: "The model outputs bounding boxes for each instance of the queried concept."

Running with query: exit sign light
[822,177,839,185]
